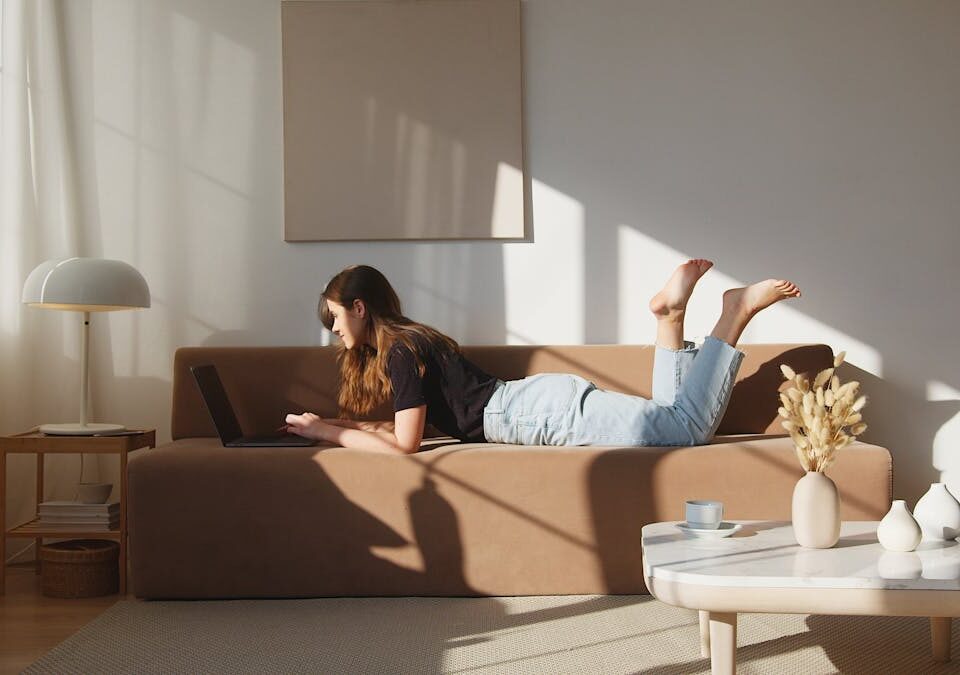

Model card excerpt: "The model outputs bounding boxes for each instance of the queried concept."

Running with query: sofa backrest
[171,343,832,440]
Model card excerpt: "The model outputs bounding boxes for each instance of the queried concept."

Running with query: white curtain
[1,0,82,561]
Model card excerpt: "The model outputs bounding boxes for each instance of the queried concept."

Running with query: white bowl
[77,482,113,504]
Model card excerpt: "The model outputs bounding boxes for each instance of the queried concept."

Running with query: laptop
[191,364,316,447]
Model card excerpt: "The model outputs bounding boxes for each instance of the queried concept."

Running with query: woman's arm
[323,418,395,433]
[285,405,425,454]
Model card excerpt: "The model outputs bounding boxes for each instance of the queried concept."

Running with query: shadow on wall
[716,345,834,435]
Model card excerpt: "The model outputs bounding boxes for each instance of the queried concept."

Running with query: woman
[284,262,801,453]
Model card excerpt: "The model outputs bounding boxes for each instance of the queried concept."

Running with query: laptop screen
[191,365,244,443]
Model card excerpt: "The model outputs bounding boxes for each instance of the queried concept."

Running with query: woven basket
[40,539,119,598]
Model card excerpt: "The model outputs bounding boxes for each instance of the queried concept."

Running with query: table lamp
[22,257,150,435]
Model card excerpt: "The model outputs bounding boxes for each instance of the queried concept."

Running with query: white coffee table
[642,520,960,675]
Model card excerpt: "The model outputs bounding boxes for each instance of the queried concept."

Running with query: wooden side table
[0,428,156,595]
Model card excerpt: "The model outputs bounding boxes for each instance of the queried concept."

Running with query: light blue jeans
[482,336,744,446]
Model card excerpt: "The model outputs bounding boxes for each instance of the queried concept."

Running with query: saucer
[676,522,742,538]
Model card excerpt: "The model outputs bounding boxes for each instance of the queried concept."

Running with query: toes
[773,280,801,297]
[774,280,798,294]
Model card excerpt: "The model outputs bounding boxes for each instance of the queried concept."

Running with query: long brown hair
[319,265,460,417]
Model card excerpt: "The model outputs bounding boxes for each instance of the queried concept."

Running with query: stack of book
[35,501,120,531]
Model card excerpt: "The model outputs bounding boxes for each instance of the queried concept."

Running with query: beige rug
[24,595,960,674]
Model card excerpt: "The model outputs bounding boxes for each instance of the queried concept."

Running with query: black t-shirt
[387,335,498,442]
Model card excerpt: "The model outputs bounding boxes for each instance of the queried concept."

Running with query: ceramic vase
[792,471,841,548]
[876,500,921,552]
[913,483,960,541]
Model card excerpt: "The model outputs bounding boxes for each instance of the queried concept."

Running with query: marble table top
[641,521,960,590]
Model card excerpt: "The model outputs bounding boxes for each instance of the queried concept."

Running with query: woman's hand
[283,409,422,454]
[284,412,333,441]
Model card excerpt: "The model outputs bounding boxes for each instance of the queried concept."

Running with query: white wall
[25,1,957,516]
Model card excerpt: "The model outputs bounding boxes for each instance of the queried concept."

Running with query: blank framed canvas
[281,0,525,241]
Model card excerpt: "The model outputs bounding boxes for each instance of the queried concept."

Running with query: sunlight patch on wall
[491,162,524,238]
[617,227,701,344]
[616,227,881,375]
[928,381,960,402]
[934,413,960,495]
[928,381,960,493]
[503,180,583,345]
[753,303,882,377]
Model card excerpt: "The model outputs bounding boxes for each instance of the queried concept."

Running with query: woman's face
[326,299,367,349]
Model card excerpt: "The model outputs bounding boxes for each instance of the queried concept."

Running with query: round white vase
[792,471,841,548]
[876,500,921,552]
[913,483,960,541]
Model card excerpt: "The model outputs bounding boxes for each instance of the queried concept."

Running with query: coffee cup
[685,500,723,530]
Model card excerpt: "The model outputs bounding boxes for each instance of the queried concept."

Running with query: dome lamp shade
[22,257,150,311]
[22,257,151,435]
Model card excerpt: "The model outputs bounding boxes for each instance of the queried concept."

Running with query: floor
[0,563,124,675]
[22,592,960,675]
[7,562,960,675]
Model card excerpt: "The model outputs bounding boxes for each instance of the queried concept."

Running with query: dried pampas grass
[777,351,868,472]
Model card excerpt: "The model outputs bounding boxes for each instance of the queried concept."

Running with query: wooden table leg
[35,453,44,574]
[119,448,128,596]
[708,611,736,675]
[1,448,6,595]
[931,617,951,662]
[699,610,711,657]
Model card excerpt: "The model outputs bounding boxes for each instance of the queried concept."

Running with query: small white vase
[876,500,921,552]
[792,471,841,548]
[913,483,960,541]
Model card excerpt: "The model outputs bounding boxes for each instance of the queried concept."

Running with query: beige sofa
[128,344,891,599]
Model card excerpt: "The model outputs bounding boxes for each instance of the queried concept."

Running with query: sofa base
[128,436,890,599]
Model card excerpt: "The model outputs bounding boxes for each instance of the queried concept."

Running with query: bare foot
[649,259,714,319]
[722,279,801,319]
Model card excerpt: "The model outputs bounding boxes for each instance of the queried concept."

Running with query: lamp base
[39,422,127,436]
